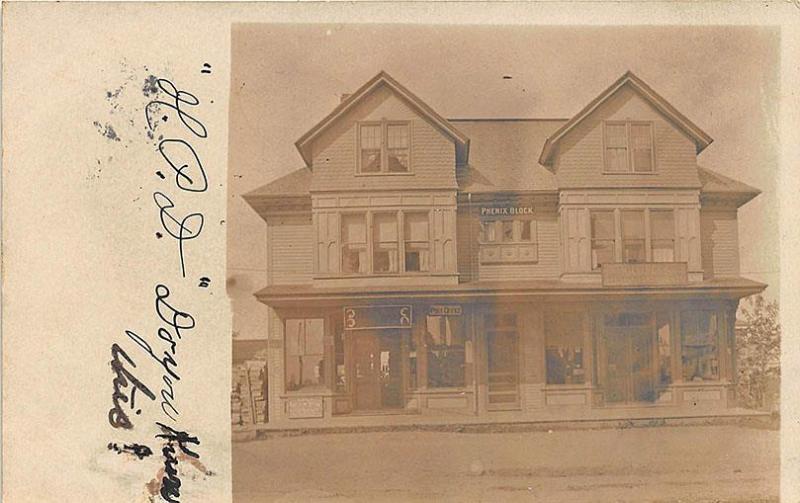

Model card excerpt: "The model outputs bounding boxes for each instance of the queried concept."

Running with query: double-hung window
[372,213,399,273]
[621,210,646,263]
[404,212,430,272]
[650,210,675,262]
[341,213,368,274]
[604,121,654,173]
[590,211,616,269]
[358,121,410,174]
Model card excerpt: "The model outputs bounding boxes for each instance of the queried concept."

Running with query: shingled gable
[294,70,471,168]
[538,71,714,166]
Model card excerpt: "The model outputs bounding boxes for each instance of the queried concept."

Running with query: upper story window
[341,210,431,275]
[604,121,654,173]
[358,120,411,174]
[404,212,430,272]
[591,208,677,269]
[590,210,616,269]
[478,217,538,264]
[341,213,368,274]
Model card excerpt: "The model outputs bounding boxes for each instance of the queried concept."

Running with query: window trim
[602,120,656,174]
[477,216,539,265]
[356,119,413,175]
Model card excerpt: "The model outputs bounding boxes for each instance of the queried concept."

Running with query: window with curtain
[591,211,616,269]
[285,318,326,391]
[656,312,672,386]
[681,311,719,381]
[651,210,675,262]
[341,213,367,274]
[387,124,409,172]
[404,212,430,272]
[359,123,382,173]
[621,210,646,263]
[372,213,398,273]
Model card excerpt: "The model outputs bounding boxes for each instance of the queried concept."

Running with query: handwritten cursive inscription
[155,422,201,503]
[109,343,157,429]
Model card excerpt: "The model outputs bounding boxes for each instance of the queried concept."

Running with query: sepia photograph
[227,24,780,502]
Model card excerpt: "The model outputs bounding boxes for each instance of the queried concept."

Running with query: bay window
[681,311,719,381]
[285,318,326,391]
[358,120,410,174]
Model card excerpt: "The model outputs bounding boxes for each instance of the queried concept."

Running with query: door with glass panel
[486,313,519,409]
[352,331,404,410]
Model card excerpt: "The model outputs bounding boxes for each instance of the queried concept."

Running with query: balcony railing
[601,262,688,287]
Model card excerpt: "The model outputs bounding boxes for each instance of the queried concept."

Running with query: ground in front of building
[232,424,777,502]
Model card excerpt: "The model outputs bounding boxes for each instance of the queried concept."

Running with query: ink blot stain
[93,121,121,142]
[156,171,165,179]
[201,63,212,74]
[198,277,211,288]
[156,232,163,239]
[142,75,160,97]
[162,115,168,122]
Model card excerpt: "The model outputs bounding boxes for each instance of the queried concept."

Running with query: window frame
[590,210,617,270]
[477,216,539,264]
[340,212,368,276]
[603,120,656,174]
[680,310,721,382]
[356,120,413,175]
[284,318,327,392]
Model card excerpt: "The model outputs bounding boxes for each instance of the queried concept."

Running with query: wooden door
[353,333,381,410]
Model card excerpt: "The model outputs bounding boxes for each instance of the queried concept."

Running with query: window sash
[358,121,410,174]
[604,121,654,173]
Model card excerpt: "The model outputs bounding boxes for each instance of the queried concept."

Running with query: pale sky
[228,25,780,336]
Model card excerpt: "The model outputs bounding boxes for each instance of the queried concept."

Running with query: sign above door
[344,305,412,330]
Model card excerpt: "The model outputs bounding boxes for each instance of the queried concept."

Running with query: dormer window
[358,120,411,174]
[604,121,654,173]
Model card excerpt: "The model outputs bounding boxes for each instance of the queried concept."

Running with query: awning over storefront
[254,277,766,308]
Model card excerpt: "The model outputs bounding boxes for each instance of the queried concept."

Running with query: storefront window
[591,211,615,269]
[285,318,326,391]
[426,315,465,388]
[372,213,398,273]
[334,323,346,392]
[404,212,430,272]
[621,210,645,263]
[656,312,672,386]
[341,214,367,274]
[545,313,585,385]
[681,311,719,381]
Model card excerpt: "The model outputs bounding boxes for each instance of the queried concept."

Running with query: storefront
[261,289,748,424]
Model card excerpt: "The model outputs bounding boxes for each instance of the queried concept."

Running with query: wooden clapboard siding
[478,212,561,281]
[701,209,740,278]
[268,216,313,285]
[554,87,701,189]
[310,86,457,192]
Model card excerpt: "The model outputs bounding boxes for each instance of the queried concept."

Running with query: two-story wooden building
[243,71,765,426]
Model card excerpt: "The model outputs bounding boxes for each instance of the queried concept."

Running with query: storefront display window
[285,318,326,391]
[545,313,585,384]
[681,311,719,381]
[656,312,672,386]
[426,315,465,388]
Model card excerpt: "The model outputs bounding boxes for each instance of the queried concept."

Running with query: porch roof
[255,277,765,307]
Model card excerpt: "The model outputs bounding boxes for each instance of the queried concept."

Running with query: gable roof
[539,71,714,166]
[294,70,471,168]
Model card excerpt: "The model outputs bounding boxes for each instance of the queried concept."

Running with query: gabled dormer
[540,71,712,189]
[293,70,470,193]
